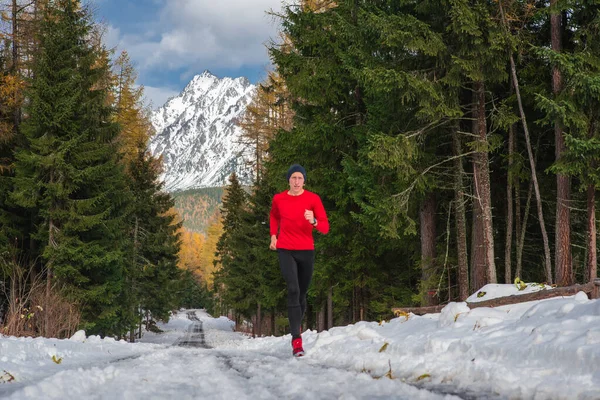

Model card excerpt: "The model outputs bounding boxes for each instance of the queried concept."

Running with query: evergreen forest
[214,0,600,335]
[0,0,208,339]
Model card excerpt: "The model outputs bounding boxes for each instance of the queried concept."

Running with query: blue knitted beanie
[287,164,306,181]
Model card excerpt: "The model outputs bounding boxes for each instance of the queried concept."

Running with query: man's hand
[269,235,277,250]
[304,209,315,224]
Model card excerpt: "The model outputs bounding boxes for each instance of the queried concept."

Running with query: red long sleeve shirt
[270,190,329,250]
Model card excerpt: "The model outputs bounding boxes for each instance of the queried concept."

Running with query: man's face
[289,172,304,193]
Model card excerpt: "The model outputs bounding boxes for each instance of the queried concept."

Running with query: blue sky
[88,0,286,108]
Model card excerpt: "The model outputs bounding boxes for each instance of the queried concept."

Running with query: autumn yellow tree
[237,0,335,182]
[113,50,154,167]
[178,228,205,279]
[238,70,293,181]
[302,0,337,12]
[199,214,223,287]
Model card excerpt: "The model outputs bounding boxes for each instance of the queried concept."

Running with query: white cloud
[101,0,286,108]
[113,0,284,73]
[142,85,180,110]
[103,24,121,50]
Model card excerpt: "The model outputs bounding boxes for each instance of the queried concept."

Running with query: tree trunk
[327,285,333,329]
[586,184,597,282]
[317,303,325,332]
[138,311,143,339]
[452,127,469,300]
[471,203,487,291]
[130,216,139,343]
[551,0,572,287]
[514,169,522,278]
[516,179,533,279]
[473,81,497,283]
[555,170,572,285]
[12,0,21,132]
[505,124,515,283]
[352,282,357,322]
[45,169,57,337]
[256,302,262,337]
[586,118,598,282]
[508,54,552,283]
[393,281,596,316]
[359,282,365,321]
[498,0,552,283]
[420,193,438,306]
[271,309,276,336]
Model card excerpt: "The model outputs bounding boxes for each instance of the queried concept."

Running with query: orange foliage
[178,228,205,279]
[176,207,223,288]
[0,74,24,145]
[303,0,337,12]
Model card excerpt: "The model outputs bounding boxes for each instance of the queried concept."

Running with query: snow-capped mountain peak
[149,73,256,192]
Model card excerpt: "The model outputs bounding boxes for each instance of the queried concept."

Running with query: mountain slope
[149,70,255,192]
[171,187,223,233]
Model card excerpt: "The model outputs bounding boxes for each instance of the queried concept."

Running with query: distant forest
[172,187,224,233]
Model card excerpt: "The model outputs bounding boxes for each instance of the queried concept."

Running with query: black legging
[278,249,315,338]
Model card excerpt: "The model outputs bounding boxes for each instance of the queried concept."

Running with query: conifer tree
[125,147,181,329]
[268,0,421,322]
[214,173,254,315]
[113,51,153,167]
[213,172,280,331]
[108,53,182,335]
[543,3,600,283]
[10,0,130,335]
[219,0,599,327]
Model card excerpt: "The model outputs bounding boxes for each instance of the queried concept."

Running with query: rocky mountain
[149,70,256,192]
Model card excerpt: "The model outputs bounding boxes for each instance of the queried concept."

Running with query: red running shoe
[292,337,304,357]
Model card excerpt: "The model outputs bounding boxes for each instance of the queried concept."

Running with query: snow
[149,71,256,192]
[467,281,553,303]
[1,284,599,399]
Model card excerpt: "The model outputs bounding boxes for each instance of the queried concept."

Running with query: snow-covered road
[1,309,458,400]
[4,286,600,399]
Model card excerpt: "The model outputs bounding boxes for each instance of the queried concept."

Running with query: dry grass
[1,260,81,339]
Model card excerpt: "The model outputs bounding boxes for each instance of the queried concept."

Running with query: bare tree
[472,81,497,284]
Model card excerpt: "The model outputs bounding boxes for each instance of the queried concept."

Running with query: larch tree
[113,50,153,167]
[238,70,293,182]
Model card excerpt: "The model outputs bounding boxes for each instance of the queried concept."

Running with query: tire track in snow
[172,311,209,348]
[173,312,499,399]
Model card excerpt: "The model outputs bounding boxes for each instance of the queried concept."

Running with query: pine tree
[543,3,600,283]
[10,0,130,335]
[213,173,252,315]
[268,0,421,322]
[125,147,182,330]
